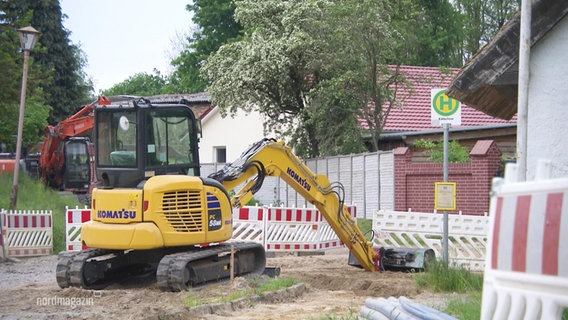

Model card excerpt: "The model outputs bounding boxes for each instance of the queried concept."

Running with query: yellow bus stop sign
[431,89,461,126]
[435,182,456,211]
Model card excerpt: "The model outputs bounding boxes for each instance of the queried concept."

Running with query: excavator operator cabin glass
[145,109,196,174]
[64,139,90,186]
[96,110,137,167]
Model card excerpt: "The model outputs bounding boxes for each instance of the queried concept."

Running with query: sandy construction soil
[0,248,451,319]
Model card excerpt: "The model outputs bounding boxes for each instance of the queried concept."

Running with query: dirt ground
[0,248,453,320]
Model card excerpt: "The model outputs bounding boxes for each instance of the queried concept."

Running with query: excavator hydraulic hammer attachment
[348,247,435,272]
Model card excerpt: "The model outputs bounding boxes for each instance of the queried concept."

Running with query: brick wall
[394,140,501,215]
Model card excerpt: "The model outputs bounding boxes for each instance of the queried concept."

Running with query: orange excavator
[38,96,110,195]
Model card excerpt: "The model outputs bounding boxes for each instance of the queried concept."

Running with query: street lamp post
[9,26,40,210]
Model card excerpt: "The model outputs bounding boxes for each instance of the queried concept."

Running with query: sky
[60,0,194,93]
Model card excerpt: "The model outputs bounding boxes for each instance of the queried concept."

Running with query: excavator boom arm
[210,139,378,271]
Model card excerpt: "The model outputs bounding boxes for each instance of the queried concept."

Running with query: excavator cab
[94,98,201,188]
[61,137,91,192]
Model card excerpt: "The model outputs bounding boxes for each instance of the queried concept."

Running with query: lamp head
[17,26,40,51]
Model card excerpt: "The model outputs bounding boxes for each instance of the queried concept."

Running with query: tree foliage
[202,0,327,157]
[169,0,243,93]
[102,70,168,96]
[0,21,21,104]
[313,0,406,153]
[414,139,471,163]
[392,0,464,67]
[0,0,92,153]
[0,0,50,151]
[390,0,519,66]
[455,0,519,62]
[23,0,93,122]
[203,0,412,156]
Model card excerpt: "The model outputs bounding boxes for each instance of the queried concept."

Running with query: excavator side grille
[162,190,203,232]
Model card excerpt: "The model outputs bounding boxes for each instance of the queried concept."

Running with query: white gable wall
[527,15,568,179]
[199,107,271,163]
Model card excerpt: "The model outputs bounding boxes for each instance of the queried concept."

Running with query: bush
[414,139,470,163]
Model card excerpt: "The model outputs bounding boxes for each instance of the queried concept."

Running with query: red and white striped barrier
[233,205,356,252]
[482,161,568,319]
[64,205,357,253]
[65,207,91,251]
[0,209,52,257]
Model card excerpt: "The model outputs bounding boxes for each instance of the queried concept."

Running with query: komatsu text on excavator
[56,97,432,291]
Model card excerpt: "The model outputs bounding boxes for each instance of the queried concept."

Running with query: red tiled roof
[360,66,517,132]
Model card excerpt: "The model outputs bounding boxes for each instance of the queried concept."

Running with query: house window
[215,147,226,163]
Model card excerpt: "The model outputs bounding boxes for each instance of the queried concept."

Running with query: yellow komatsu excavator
[56,97,431,291]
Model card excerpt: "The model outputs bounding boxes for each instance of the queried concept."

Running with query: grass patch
[183,290,203,307]
[0,173,81,253]
[413,259,483,293]
[217,289,254,303]
[251,276,296,293]
[444,291,481,320]
[183,276,298,307]
[307,308,358,320]
[413,259,483,319]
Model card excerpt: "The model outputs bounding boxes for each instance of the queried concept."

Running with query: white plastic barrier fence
[65,205,356,252]
[0,209,52,257]
[481,161,568,320]
[372,209,489,271]
[65,206,91,251]
[232,206,356,252]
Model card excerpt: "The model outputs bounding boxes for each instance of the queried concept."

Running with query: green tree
[389,0,518,66]
[0,0,33,105]
[25,0,92,122]
[203,0,408,156]
[0,0,50,151]
[169,0,243,93]
[0,24,21,103]
[393,0,464,67]
[202,0,325,157]
[313,0,405,153]
[455,0,519,61]
[103,70,168,96]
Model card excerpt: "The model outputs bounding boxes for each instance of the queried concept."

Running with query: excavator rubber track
[56,248,112,289]
[56,242,266,291]
[156,242,266,292]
